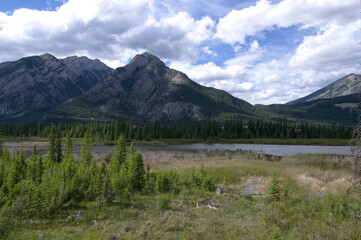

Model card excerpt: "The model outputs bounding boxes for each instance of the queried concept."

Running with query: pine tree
[55,131,63,163]
[79,131,92,171]
[35,153,43,184]
[0,135,3,157]
[65,131,72,150]
[1,147,10,166]
[45,149,53,169]
[27,145,38,182]
[97,160,107,203]
[110,135,126,174]
[88,160,98,200]
[128,151,145,192]
[114,135,126,166]
[48,126,56,162]
[129,142,135,156]
[63,133,75,181]
[268,172,281,201]
[17,147,26,178]
[0,155,4,188]
[74,131,92,200]
[7,150,26,200]
[102,171,112,204]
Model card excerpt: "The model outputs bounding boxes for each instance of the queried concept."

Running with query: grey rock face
[58,52,253,122]
[0,53,112,120]
[0,52,255,123]
[160,101,204,121]
[289,73,361,104]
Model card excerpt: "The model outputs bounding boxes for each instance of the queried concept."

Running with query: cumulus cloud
[0,0,359,104]
[215,0,357,45]
[203,0,361,104]
[0,0,214,67]
[289,21,361,71]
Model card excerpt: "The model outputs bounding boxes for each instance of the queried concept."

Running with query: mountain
[289,73,361,104]
[0,53,112,122]
[254,73,361,125]
[0,52,358,125]
[256,94,359,125]
[50,52,256,122]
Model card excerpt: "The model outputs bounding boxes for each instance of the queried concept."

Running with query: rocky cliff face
[54,52,254,122]
[289,73,361,104]
[0,53,112,120]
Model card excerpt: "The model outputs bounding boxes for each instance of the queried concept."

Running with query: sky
[0,0,360,104]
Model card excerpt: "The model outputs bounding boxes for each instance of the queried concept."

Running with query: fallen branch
[196,202,219,210]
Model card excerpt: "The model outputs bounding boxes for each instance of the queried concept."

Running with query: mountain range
[0,52,359,125]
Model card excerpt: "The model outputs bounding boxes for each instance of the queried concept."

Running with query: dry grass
[7,150,361,240]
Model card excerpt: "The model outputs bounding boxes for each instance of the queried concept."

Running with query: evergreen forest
[0,119,353,141]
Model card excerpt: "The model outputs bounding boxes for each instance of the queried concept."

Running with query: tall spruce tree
[110,135,126,173]
[63,132,75,180]
[128,151,145,192]
[0,135,3,157]
[0,150,5,188]
[17,147,26,178]
[48,126,56,162]
[1,147,10,166]
[35,153,43,184]
[55,131,63,163]
[79,131,92,170]
[7,149,26,199]
[27,145,38,182]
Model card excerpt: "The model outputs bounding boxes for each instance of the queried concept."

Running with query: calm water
[5,142,352,156]
[135,143,351,156]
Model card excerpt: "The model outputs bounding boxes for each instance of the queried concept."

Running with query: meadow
[2,148,361,240]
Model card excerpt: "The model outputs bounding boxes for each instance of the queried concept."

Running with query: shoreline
[3,137,350,147]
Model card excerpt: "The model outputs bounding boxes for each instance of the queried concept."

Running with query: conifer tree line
[0,129,213,217]
[0,119,353,141]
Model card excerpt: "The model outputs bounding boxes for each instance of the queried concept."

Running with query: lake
[4,142,352,156]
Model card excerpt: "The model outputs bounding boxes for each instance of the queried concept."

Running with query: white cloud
[215,0,357,45]
[202,46,217,56]
[0,0,359,105]
[203,0,361,104]
[224,40,262,67]
[170,61,246,83]
[121,12,215,62]
[0,0,214,67]
[289,21,361,71]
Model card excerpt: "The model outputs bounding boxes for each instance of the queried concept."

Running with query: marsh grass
[6,151,361,239]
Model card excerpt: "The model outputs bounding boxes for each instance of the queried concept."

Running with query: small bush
[158,194,171,210]
[268,172,281,202]
[190,167,216,191]
[155,170,180,193]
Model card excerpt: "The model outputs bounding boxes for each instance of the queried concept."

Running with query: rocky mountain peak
[125,52,165,74]
[40,53,58,62]
[288,73,361,104]
[0,53,112,121]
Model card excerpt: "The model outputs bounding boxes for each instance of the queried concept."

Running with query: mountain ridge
[0,53,112,121]
[0,52,359,125]
[50,52,256,122]
[288,73,361,104]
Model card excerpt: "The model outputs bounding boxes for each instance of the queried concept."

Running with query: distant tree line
[0,119,353,141]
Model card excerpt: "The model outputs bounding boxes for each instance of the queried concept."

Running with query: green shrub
[268,172,281,201]
[190,167,216,191]
[158,194,171,210]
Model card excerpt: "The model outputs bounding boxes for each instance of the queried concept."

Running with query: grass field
[4,150,361,240]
